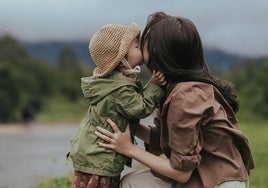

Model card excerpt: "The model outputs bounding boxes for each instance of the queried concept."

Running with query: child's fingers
[160,76,165,82]
[155,73,165,81]
[156,71,161,76]
[152,71,161,77]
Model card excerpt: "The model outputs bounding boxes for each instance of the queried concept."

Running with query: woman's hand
[95,117,134,157]
[150,70,166,86]
[95,117,192,183]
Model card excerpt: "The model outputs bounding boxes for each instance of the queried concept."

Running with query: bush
[0,35,92,123]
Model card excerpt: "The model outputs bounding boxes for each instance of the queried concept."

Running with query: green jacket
[69,73,164,177]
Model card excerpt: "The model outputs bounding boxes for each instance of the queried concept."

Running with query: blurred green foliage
[223,58,268,120]
[0,35,91,122]
[35,95,88,122]
[32,175,72,188]
[239,121,268,187]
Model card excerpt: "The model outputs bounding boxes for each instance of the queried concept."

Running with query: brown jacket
[147,82,255,188]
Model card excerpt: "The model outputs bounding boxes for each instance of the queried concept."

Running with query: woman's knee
[120,170,172,188]
[120,171,141,188]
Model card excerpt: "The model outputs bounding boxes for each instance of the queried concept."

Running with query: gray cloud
[0,0,267,56]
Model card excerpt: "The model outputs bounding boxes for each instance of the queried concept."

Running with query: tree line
[0,35,91,123]
[0,35,268,123]
[223,57,268,120]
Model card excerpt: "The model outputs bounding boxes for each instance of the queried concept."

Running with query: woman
[95,12,255,188]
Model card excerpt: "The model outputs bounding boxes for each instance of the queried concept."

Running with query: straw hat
[89,23,140,77]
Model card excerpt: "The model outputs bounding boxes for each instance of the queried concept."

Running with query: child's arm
[114,75,165,119]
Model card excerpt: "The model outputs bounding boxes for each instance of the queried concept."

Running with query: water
[0,119,153,188]
[0,124,76,188]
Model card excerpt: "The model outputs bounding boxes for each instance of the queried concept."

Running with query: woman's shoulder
[172,81,214,96]
[165,82,215,115]
[166,81,214,105]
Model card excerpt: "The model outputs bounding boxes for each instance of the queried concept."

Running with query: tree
[0,66,20,122]
[0,35,57,122]
[57,46,91,101]
[224,58,268,118]
[58,46,77,69]
[0,35,28,63]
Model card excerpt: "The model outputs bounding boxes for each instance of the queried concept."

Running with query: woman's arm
[95,118,192,183]
[127,143,191,183]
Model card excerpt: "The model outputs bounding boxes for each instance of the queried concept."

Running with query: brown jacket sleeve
[167,84,214,171]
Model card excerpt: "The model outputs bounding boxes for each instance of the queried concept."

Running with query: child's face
[126,38,143,68]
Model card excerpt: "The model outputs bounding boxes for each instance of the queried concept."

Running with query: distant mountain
[204,48,245,72]
[23,41,247,72]
[23,41,93,66]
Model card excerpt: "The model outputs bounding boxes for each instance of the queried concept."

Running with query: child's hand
[150,70,166,86]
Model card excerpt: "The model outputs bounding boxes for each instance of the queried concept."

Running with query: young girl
[95,12,255,188]
[68,23,165,188]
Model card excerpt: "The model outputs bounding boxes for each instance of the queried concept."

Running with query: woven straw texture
[89,23,140,77]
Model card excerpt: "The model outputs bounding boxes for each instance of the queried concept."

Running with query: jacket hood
[81,74,138,105]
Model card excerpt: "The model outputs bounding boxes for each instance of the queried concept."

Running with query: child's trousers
[72,170,120,188]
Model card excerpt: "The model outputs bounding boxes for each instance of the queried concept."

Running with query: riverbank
[0,122,78,188]
[0,122,144,188]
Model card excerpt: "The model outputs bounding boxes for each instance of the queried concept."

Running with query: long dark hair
[141,12,239,113]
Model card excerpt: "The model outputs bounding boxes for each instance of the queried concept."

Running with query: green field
[239,121,268,187]
[33,120,268,188]
[35,96,88,123]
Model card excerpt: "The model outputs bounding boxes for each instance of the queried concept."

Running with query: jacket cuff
[170,150,201,171]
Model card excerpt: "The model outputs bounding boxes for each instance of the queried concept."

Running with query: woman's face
[142,41,149,65]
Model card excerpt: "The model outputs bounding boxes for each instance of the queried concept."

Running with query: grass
[32,175,72,188]
[33,120,268,188]
[36,95,88,123]
[239,121,268,187]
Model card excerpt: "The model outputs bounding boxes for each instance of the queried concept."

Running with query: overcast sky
[0,0,267,57]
